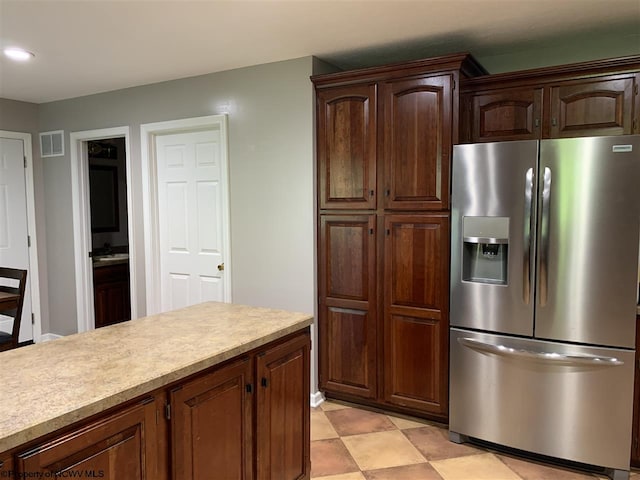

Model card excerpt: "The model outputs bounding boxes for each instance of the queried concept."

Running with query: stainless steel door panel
[450,328,635,470]
[451,141,538,335]
[536,136,640,348]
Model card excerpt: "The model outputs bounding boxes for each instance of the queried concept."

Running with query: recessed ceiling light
[4,47,35,61]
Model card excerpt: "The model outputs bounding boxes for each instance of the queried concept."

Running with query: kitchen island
[0,301,313,479]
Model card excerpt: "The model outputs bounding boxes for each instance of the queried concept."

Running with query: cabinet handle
[534,119,540,128]
[261,377,269,388]
[551,117,557,127]
[369,228,374,235]
[386,229,390,236]
[370,190,374,197]
[246,383,253,393]
[385,189,390,197]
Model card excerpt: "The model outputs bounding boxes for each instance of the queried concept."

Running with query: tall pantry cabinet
[313,54,485,421]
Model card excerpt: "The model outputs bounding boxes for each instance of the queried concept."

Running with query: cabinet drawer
[93,262,129,284]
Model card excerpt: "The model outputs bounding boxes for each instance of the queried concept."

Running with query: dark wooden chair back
[0,267,28,352]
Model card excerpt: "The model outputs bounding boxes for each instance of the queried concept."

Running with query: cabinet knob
[534,119,540,128]
[217,263,224,271]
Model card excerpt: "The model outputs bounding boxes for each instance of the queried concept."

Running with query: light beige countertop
[0,302,313,454]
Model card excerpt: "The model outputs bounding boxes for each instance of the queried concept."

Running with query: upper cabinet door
[548,75,635,138]
[380,74,453,211]
[317,84,377,210]
[469,87,543,142]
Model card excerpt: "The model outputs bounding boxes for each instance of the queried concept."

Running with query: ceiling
[1,0,639,104]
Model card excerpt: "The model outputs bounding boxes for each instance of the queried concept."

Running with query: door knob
[217,263,224,271]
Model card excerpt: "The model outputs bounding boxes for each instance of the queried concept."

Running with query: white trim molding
[140,115,232,315]
[40,333,63,342]
[70,126,136,333]
[310,391,325,408]
[0,130,43,343]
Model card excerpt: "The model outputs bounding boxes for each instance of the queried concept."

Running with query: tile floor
[311,400,639,480]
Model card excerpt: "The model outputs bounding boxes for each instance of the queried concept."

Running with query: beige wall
[477,27,640,73]
[4,57,335,395]
[36,57,319,337]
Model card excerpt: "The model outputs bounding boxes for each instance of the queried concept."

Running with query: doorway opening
[87,138,131,328]
[70,126,136,334]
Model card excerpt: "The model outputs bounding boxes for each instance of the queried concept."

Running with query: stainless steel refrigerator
[449,136,640,480]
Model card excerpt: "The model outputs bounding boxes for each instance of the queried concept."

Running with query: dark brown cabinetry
[314,53,485,422]
[382,214,449,415]
[0,453,13,476]
[548,75,635,138]
[17,396,161,479]
[256,332,311,480]
[317,84,377,210]
[318,215,377,399]
[3,329,310,480]
[461,57,640,143]
[467,86,543,142]
[93,263,131,328]
[171,357,253,479]
[380,75,453,211]
[632,315,640,467]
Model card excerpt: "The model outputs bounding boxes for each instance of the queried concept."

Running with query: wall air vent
[39,130,64,157]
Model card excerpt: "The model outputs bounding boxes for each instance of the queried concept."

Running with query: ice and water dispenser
[461,217,509,285]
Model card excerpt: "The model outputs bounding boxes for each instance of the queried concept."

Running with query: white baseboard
[310,391,325,408]
[39,333,63,342]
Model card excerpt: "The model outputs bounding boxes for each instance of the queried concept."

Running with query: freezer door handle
[523,167,534,305]
[458,337,624,366]
[539,167,552,306]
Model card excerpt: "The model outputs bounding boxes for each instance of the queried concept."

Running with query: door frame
[0,130,43,343]
[140,115,231,315]
[70,126,136,333]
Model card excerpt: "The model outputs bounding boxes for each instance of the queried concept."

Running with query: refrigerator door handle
[523,167,534,305]
[539,167,552,306]
[458,337,624,366]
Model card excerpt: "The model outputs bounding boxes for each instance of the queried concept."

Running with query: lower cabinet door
[382,214,449,417]
[171,357,253,480]
[17,397,160,479]
[0,452,13,476]
[256,332,311,480]
[318,215,377,399]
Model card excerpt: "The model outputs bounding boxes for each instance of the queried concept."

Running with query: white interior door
[156,130,226,311]
[0,137,33,342]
